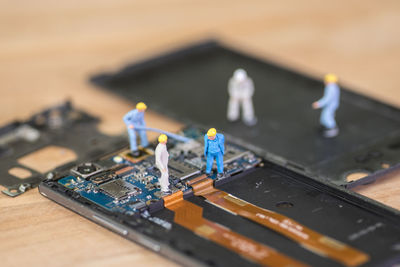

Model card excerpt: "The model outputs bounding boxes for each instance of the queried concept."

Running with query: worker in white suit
[227,69,257,126]
[155,134,170,193]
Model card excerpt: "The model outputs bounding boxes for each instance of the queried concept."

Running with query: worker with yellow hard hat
[312,74,340,138]
[204,128,225,178]
[155,134,170,193]
[123,102,148,156]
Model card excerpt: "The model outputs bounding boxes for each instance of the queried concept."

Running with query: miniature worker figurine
[227,69,257,126]
[123,102,149,157]
[155,134,170,193]
[204,128,225,178]
[312,74,341,138]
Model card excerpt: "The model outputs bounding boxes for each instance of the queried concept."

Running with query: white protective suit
[155,143,170,192]
[227,69,257,126]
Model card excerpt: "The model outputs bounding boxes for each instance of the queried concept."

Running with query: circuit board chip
[99,179,141,201]
[168,159,201,180]
[90,171,117,184]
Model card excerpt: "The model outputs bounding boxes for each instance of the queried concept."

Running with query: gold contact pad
[164,191,308,267]
[190,178,369,267]
[120,148,153,163]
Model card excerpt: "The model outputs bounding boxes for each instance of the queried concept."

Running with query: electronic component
[113,155,124,164]
[168,159,201,180]
[71,162,103,179]
[89,171,117,185]
[99,179,142,201]
[129,200,146,210]
[172,139,202,155]
[121,148,153,163]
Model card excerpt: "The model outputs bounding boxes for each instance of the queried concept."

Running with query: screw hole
[276,201,294,208]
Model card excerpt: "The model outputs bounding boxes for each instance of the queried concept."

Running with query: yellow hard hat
[158,134,168,143]
[207,128,217,137]
[324,73,338,83]
[136,102,147,110]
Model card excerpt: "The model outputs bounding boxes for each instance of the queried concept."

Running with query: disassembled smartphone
[40,126,400,266]
[38,40,400,266]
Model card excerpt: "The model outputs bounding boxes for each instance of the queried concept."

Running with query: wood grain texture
[1,1,399,266]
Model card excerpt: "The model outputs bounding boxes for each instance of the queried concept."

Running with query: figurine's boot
[160,172,170,193]
[323,127,339,138]
[243,117,257,126]
[161,188,172,196]
[242,98,257,126]
[131,150,141,157]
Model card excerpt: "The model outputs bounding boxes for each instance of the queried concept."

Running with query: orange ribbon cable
[164,191,309,267]
[189,178,369,267]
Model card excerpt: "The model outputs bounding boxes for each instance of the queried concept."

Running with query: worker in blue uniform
[123,102,148,156]
[204,128,225,178]
[312,74,341,138]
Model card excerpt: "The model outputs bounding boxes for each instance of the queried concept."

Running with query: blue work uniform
[123,109,148,151]
[204,133,225,174]
[316,83,340,129]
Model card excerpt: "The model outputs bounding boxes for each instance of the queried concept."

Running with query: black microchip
[99,179,141,200]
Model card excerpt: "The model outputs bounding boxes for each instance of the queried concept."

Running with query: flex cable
[163,191,308,267]
[190,178,369,267]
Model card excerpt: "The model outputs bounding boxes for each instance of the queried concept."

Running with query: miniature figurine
[227,69,257,126]
[123,102,148,157]
[204,128,225,178]
[312,73,340,138]
[155,134,170,193]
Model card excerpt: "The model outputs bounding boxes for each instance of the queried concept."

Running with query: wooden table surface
[1,1,400,266]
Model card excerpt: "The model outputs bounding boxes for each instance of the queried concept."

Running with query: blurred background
[1,1,399,266]
[1,0,399,133]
